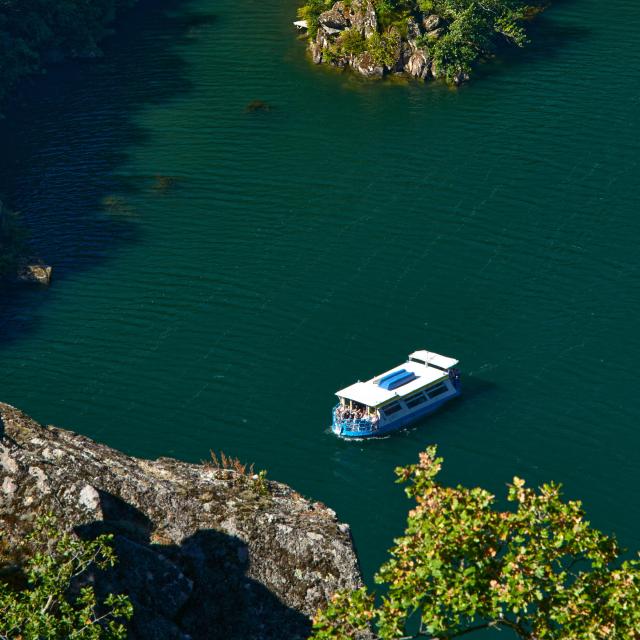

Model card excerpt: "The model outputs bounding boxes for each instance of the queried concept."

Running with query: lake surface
[1,0,639,613]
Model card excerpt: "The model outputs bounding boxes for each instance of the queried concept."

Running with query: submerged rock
[452,71,471,85]
[15,260,52,285]
[245,99,271,113]
[0,402,363,640]
[152,175,180,193]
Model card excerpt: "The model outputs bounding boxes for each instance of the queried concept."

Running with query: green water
[1,0,639,603]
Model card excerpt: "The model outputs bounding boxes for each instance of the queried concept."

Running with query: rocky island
[0,403,363,639]
[297,0,541,83]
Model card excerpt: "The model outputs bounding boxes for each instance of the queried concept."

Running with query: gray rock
[0,402,364,640]
[15,261,52,285]
[318,6,348,32]
[452,70,470,85]
[113,537,193,618]
[396,40,413,73]
[422,14,442,32]
[352,52,384,78]
[78,484,101,511]
[349,0,377,38]
[424,27,445,40]
[315,25,333,50]
[406,17,422,48]
[405,49,431,80]
[309,41,323,64]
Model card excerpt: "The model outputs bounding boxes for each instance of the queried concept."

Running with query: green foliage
[297,0,334,38]
[0,199,27,277]
[374,0,413,30]
[207,449,271,496]
[252,469,270,497]
[419,0,531,81]
[312,447,640,639]
[336,28,367,56]
[322,28,367,63]
[0,514,133,639]
[0,0,137,107]
[367,31,399,68]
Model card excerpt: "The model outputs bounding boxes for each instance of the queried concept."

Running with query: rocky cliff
[0,402,363,640]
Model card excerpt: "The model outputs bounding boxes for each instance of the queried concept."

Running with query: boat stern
[332,404,379,438]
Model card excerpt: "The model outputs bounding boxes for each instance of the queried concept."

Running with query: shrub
[336,28,367,56]
[0,514,133,639]
[367,31,399,68]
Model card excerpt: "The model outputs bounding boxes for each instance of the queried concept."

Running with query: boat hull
[332,387,460,439]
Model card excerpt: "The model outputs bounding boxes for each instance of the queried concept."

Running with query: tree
[312,447,640,639]
[0,515,133,639]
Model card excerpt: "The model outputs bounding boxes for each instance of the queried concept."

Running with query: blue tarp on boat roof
[379,369,406,385]
[378,369,418,390]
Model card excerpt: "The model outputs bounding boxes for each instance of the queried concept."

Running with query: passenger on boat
[336,404,378,425]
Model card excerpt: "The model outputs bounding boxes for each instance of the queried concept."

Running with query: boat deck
[336,359,449,408]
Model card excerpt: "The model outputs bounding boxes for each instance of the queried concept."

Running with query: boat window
[382,402,402,416]
[405,392,427,408]
[410,357,426,365]
[427,384,448,399]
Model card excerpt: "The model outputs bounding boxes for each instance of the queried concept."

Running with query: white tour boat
[332,349,460,438]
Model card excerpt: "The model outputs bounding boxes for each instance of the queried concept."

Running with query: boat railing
[333,406,379,432]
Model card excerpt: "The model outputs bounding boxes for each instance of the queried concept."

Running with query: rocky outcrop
[15,260,53,285]
[405,49,431,80]
[348,0,377,38]
[421,14,442,32]
[0,402,363,640]
[352,52,384,78]
[318,4,349,31]
[305,1,441,82]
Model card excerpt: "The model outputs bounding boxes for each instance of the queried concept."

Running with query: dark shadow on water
[473,5,592,82]
[0,0,216,346]
[458,375,498,402]
[75,491,310,640]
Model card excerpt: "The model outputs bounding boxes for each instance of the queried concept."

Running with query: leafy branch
[0,514,133,640]
[312,447,640,639]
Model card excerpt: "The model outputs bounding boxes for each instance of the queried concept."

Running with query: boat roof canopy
[335,349,458,408]
[409,349,459,370]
